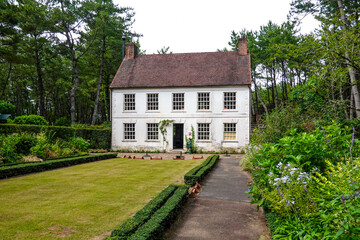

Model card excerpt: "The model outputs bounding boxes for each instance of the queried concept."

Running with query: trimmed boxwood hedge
[184,154,219,186]
[0,124,111,149]
[0,153,117,179]
[110,185,178,239]
[128,185,189,240]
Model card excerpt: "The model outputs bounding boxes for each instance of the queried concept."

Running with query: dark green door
[173,124,184,149]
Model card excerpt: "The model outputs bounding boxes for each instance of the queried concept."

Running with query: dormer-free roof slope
[110,40,251,89]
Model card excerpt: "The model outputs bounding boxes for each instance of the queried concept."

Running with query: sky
[116,0,318,54]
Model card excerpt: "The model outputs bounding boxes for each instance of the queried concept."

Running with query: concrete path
[164,157,270,240]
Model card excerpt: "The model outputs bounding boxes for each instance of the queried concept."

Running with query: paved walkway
[164,157,270,240]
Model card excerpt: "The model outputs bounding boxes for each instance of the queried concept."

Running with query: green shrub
[0,153,117,179]
[184,155,219,186]
[110,185,178,239]
[128,185,189,240]
[54,117,71,126]
[69,137,90,151]
[0,124,111,149]
[0,100,15,116]
[13,115,49,125]
[0,134,20,163]
[14,133,36,156]
[30,133,51,159]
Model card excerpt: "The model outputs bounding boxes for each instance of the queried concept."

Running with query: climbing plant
[159,119,174,149]
[185,125,197,153]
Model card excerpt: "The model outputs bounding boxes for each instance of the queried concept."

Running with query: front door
[173,124,184,149]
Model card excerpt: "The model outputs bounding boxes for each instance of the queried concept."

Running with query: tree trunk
[254,78,268,115]
[35,47,46,118]
[339,86,348,119]
[350,92,354,120]
[91,36,106,125]
[272,64,278,108]
[337,0,360,117]
[1,63,12,99]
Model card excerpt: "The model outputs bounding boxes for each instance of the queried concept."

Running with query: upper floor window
[198,92,210,110]
[198,123,210,140]
[147,123,159,140]
[147,93,159,111]
[124,94,135,111]
[173,93,184,110]
[124,123,135,140]
[224,123,236,141]
[224,92,236,110]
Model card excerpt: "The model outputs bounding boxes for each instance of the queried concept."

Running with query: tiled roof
[109,51,251,89]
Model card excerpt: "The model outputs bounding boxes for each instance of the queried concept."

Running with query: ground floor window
[147,123,159,140]
[224,123,236,141]
[198,123,210,140]
[124,123,135,140]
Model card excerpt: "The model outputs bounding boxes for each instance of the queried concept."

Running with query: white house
[110,39,251,152]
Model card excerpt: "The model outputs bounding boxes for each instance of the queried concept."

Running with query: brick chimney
[238,37,248,55]
[125,42,138,59]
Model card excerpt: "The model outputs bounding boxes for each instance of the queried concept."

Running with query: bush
[13,115,48,125]
[184,155,219,186]
[0,124,111,149]
[0,134,20,163]
[14,133,36,156]
[248,123,360,239]
[54,117,71,126]
[0,100,15,116]
[128,185,189,240]
[110,185,178,239]
[0,153,117,179]
[69,137,90,151]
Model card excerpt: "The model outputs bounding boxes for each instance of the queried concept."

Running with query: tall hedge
[0,124,111,149]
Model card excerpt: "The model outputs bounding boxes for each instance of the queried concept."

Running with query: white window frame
[147,93,159,111]
[224,92,236,110]
[224,123,236,141]
[147,123,159,140]
[197,123,210,141]
[124,123,135,140]
[124,94,135,111]
[172,93,185,110]
[197,92,210,110]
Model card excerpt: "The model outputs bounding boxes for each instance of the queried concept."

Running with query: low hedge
[110,185,178,239]
[128,185,189,240]
[0,124,111,149]
[184,154,219,186]
[0,153,117,179]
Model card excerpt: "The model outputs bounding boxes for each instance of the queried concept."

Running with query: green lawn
[0,158,203,239]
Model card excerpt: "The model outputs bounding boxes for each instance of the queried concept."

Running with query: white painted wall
[111,86,251,152]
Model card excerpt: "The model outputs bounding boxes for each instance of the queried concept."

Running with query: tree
[157,46,172,54]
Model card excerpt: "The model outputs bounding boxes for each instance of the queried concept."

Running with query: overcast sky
[116,0,318,54]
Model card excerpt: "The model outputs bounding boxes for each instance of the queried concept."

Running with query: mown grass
[0,158,203,239]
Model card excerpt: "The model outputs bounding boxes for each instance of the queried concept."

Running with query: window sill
[171,110,186,113]
[196,140,212,143]
[145,140,160,142]
[122,140,137,142]
[222,140,238,143]
[146,110,160,113]
[196,110,212,112]
[222,109,238,112]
